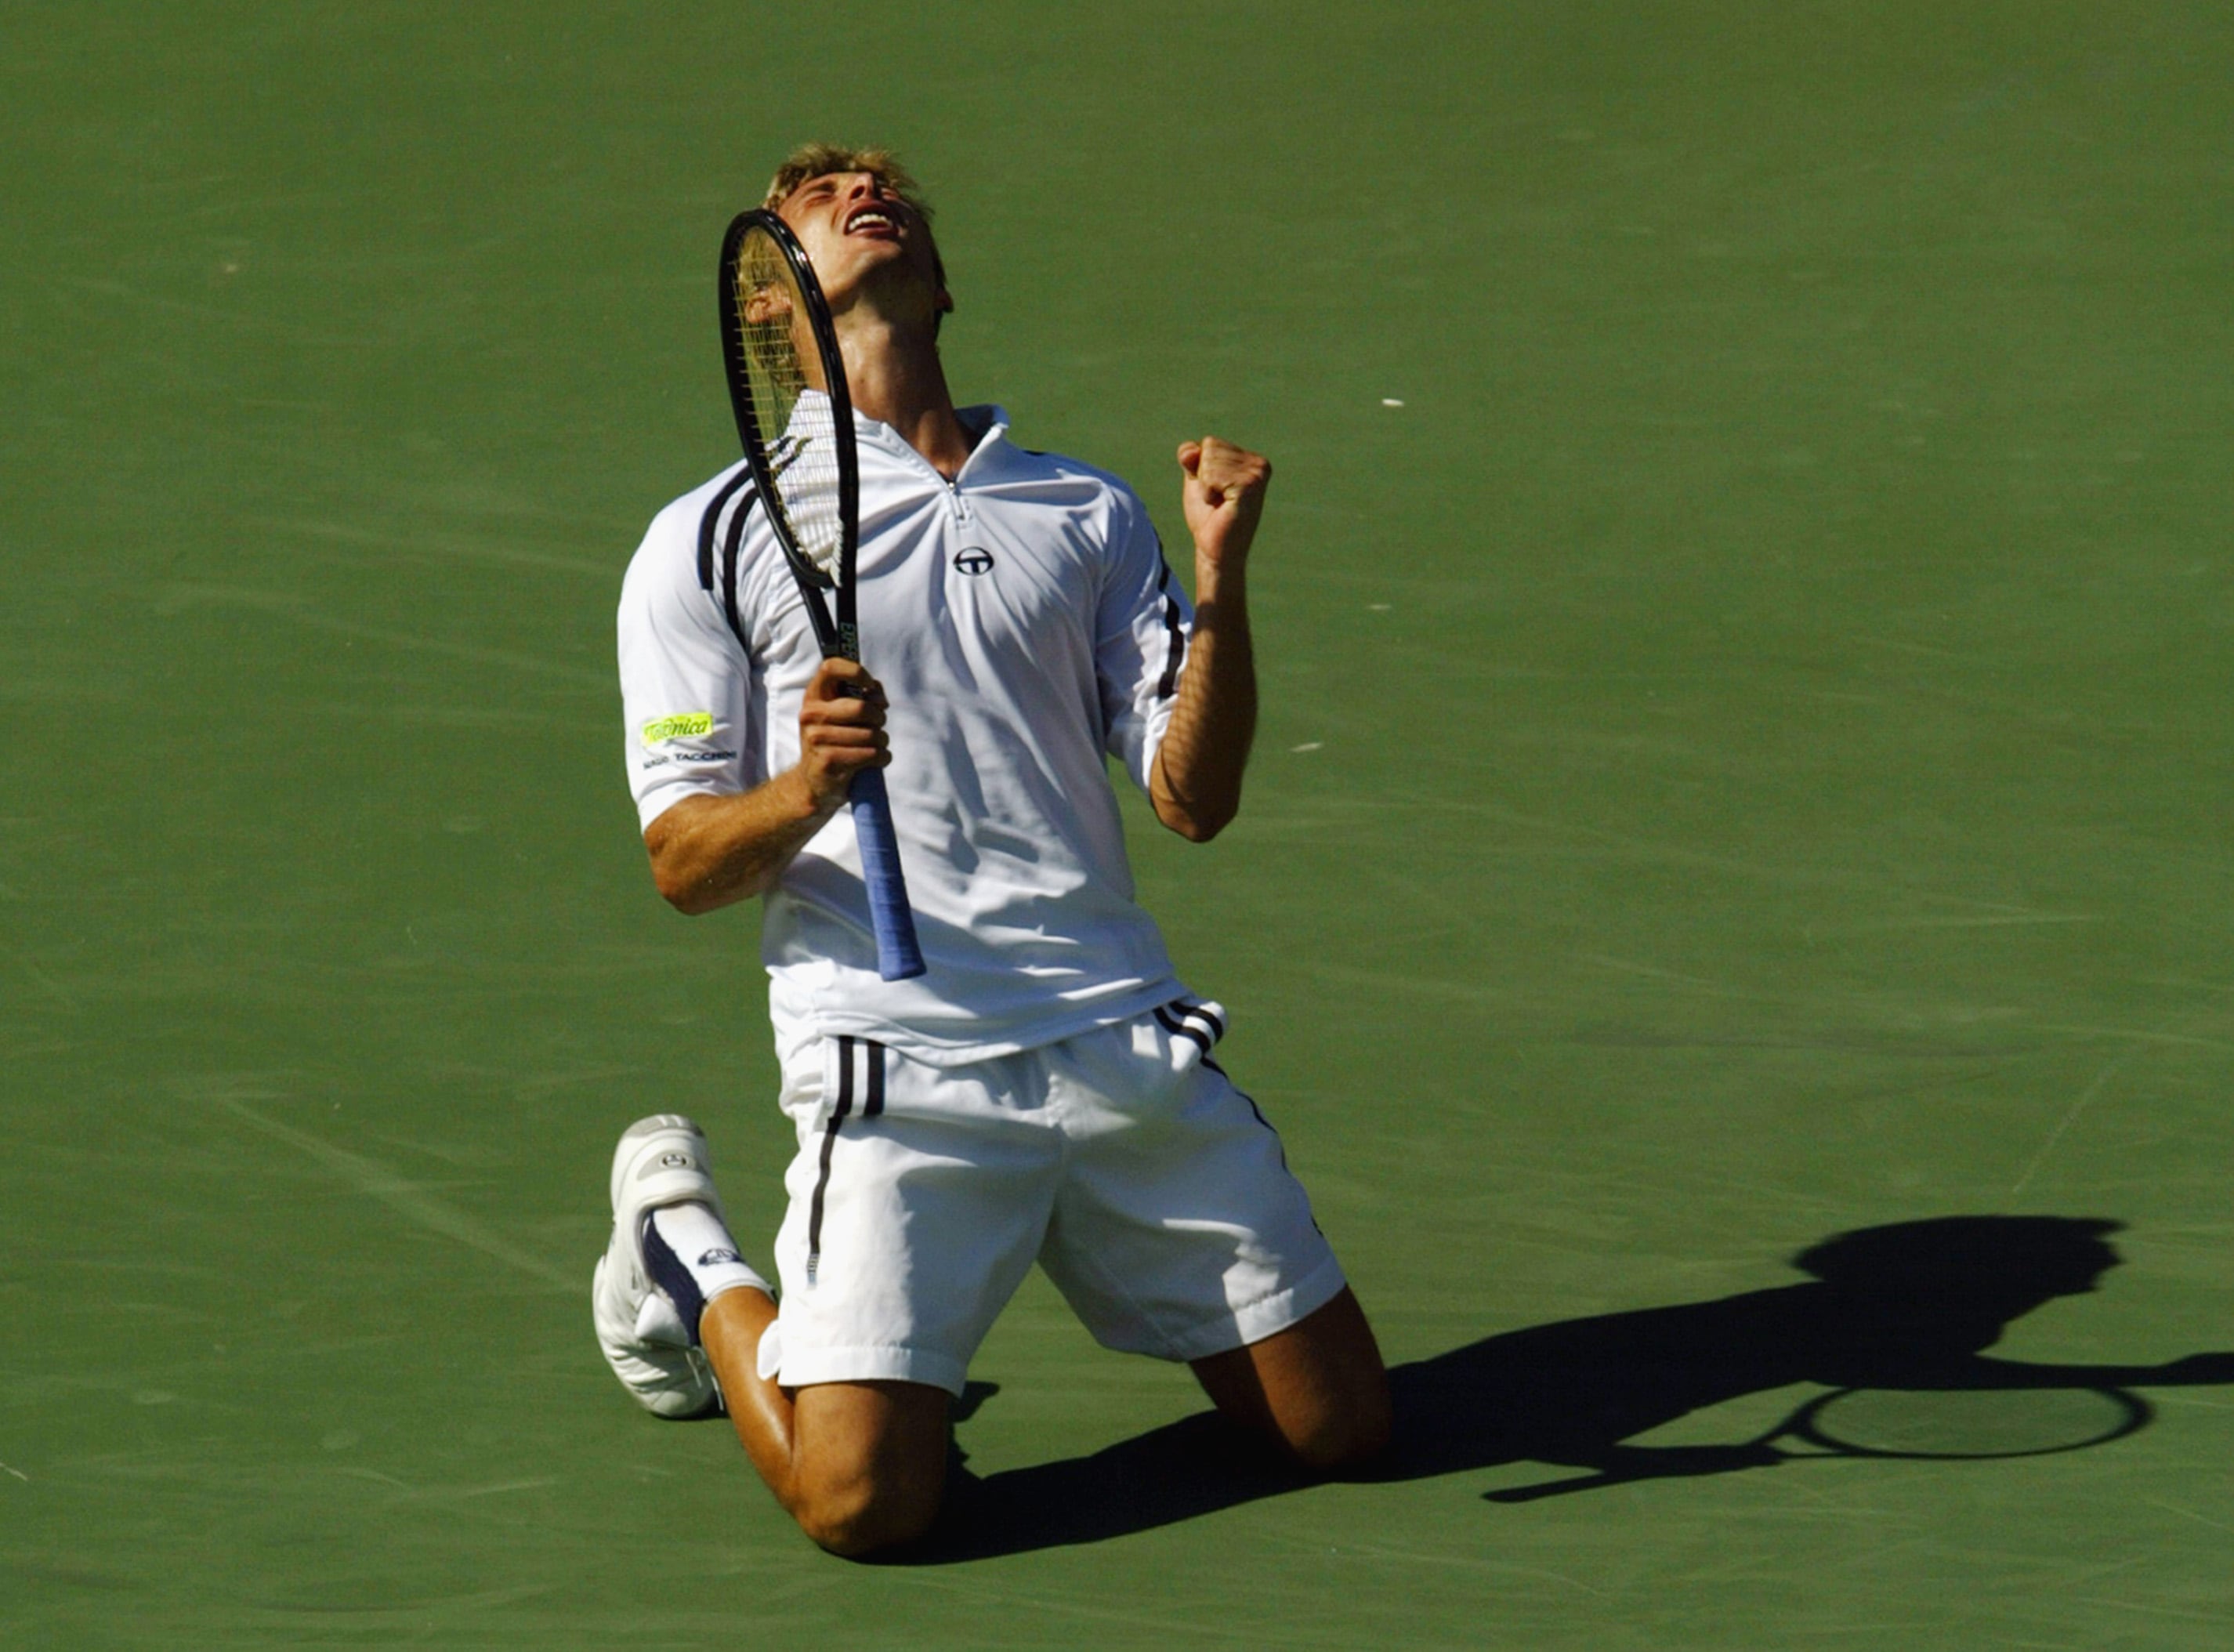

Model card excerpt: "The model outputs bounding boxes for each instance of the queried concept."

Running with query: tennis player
[597,143,1389,1556]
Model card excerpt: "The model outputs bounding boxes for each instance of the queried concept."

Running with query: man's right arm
[643,657,889,915]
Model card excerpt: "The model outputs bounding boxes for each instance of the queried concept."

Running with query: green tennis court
[7,3,2232,1644]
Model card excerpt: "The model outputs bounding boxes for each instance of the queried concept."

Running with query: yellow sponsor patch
[641,712,715,745]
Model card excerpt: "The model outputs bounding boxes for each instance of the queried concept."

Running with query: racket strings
[735,230,845,580]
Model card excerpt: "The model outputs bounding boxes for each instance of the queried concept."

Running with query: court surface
[5,3,2232,1646]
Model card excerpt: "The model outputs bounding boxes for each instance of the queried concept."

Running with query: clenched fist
[1177,437,1271,571]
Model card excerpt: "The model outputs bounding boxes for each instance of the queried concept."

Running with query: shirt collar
[853,404,1012,484]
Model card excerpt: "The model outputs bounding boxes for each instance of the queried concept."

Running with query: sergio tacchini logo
[953,546,994,576]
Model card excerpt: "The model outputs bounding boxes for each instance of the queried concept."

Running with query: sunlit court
[7,5,2232,1645]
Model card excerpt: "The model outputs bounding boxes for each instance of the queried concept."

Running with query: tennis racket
[1487,1385,2150,1502]
[717,208,924,981]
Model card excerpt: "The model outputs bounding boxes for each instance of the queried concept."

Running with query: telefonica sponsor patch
[642,712,715,745]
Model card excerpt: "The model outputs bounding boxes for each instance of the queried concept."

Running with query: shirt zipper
[865,417,987,524]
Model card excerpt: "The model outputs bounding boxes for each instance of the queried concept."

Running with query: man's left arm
[1150,437,1271,842]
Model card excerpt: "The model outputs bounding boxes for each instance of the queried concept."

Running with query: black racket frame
[716,208,862,661]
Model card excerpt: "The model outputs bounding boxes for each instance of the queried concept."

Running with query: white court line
[2009,1009,2232,1196]
[220,1100,576,1294]
[2008,1047,2145,1197]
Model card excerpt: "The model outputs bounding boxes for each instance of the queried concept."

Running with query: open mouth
[845,205,900,235]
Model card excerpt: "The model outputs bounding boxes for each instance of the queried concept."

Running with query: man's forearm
[1150,556,1255,842]
[643,656,892,915]
[643,770,842,915]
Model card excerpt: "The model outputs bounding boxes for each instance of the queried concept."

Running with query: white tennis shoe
[591,1114,739,1419]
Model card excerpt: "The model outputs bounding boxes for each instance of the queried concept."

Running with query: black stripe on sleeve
[696,468,756,592]
[1154,560,1186,701]
[805,1036,858,1284]
[719,487,762,651]
[863,1041,885,1118]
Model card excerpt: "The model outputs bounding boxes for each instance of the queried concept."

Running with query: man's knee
[1193,1288,1393,1472]
[1283,1371,1392,1472]
[789,1464,944,1557]
[785,1380,951,1557]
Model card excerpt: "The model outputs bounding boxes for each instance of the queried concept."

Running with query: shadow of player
[896,1215,2234,1563]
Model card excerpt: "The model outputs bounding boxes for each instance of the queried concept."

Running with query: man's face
[775,171,949,324]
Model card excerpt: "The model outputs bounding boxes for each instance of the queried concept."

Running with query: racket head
[1786,1385,2151,1462]
[717,208,860,650]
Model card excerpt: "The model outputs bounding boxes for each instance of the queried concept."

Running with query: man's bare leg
[1189,1288,1392,1469]
[698,1288,951,1556]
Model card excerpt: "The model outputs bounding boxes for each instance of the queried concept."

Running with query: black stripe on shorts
[804,1036,857,1284]
[1157,1001,1284,1157]
[862,1039,885,1117]
[1153,1002,1214,1061]
[1175,999,1224,1045]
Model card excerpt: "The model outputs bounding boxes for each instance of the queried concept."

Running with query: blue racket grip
[847,766,925,980]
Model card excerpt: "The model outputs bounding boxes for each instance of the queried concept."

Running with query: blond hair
[762,142,934,220]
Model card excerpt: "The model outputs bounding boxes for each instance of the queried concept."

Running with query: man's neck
[835,314,973,480]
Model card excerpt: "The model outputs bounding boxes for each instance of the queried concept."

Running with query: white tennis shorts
[762,1000,1348,1396]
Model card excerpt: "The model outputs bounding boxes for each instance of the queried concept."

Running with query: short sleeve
[1093,490,1192,795]
[616,507,760,832]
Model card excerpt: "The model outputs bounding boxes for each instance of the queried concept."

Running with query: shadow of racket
[1487,1384,2153,1502]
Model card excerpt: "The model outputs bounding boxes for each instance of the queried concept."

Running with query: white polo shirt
[617,406,1195,1064]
